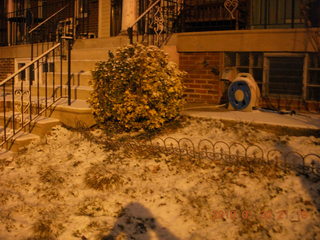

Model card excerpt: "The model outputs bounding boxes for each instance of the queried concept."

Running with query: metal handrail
[28,4,70,34]
[0,39,69,148]
[127,0,180,47]
[0,43,61,86]
[128,0,161,29]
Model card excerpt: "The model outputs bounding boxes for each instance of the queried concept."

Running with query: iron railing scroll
[127,0,181,48]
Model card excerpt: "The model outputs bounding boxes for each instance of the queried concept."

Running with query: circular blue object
[228,80,251,110]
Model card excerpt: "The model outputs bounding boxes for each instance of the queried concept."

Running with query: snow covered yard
[0,116,319,240]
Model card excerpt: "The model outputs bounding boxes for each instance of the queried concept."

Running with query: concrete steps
[1,97,95,129]
[29,85,92,101]
[0,112,60,137]
[0,37,131,153]
[42,71,92,86]
[0,113,60,152]
[72,36,129,50]
[0,129,40,152]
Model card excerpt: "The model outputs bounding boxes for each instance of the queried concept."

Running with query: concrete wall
[98,0,111,38]
[177,28,319,53]
[0,44,33,59]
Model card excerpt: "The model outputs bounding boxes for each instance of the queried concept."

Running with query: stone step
[0,148,15,160]
[0,127,40,152]
[65,60,97,72]
[0,112,60,137]
[40,71,93,86]
[48,98,95,128]
[28,85,92,101]
[71,48,114,61]
[0,98,95,129]
[72,36,129,49]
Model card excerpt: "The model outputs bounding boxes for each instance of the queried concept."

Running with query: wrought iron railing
[0,38,72,148]
[250,0,320,29]
[0,0,95,47]
[177,0,247,32]
[127,0,181,48]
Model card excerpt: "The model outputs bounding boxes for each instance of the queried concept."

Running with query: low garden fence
[75,122,320,179]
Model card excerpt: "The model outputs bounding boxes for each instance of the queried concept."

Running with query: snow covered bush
[88,44,185,131]
[85,163,124,190]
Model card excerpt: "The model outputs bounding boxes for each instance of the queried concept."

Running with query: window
[43,62,54,73]
[224,52,263,90]
[224,52,320,101]
[37,0,47,19]
[251,0,304,29]
[15,60,35,84]
[307,53,320,101]
[18,63,26,81]
[76,0,89,18]
[17,63,34,82]
[267,56,304,96]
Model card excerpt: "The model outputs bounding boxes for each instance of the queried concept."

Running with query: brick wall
[0,58,14,81]
[179,52,223,104]
[261,97,320,113]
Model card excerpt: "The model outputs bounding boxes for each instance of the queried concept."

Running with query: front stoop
[47,99,96,128]
[0,37,127,154]
[0,115,61,152]
[0,99,95,154]
[6,131,40,152]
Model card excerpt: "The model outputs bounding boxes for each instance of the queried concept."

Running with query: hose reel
[227,73,260,112]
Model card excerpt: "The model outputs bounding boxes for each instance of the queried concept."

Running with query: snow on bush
[85,163,124,191]
[88,44,185,131]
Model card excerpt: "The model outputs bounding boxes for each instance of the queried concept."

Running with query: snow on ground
[157,116,320,155]
[0,116,319,240]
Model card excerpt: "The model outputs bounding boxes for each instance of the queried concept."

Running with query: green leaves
[88,44,186,131]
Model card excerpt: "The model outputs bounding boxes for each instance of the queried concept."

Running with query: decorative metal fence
[126,137,320,177]
[75,121,320,179]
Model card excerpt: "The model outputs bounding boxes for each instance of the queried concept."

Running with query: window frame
[263,53,307,99]
[306,53,320,101]
[223,51,264,92]
[224,52,320,101]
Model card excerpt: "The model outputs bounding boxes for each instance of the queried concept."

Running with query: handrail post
[128,27,133,44]
[67,37,73,105]
[291,0,295,28]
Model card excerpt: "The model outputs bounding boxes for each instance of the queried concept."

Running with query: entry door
[110,0,122,36]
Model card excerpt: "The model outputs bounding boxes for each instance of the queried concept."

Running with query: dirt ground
[0,116,319,240]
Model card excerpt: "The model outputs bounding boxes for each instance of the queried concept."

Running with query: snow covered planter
[88,44,185,131]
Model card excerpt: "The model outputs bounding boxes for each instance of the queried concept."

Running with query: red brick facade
[261,97,320,113]
[179,52,223,104]
[179,52,319,112]
[0,58,14,81]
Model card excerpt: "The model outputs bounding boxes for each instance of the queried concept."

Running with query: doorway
[110,0,122,36]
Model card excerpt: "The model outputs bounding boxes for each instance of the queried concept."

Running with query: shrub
[88,44,185,131]
[85,163,123,191]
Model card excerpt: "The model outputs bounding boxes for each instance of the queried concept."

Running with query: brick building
[0,0,319,111]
